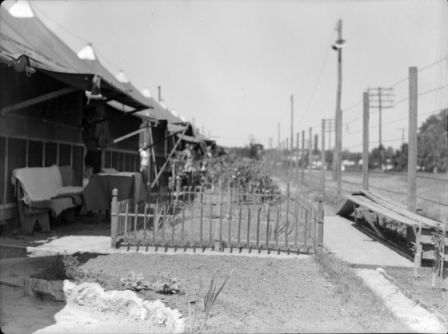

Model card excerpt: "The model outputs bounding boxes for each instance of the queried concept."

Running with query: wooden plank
[346,194,421,227]
[124,202,129,242]
[171,204,175,246]
[189,186,194,243]
[153,201,158,246]
[256,206,261,248]
[303,206,308,250]
[285,184,290,249]
[181,201,185,243]
[113,127,146,144]
[228,186,232,246]
[294,199,298,249]
[247,206,251,247]
[143,204,148,244]
[209,191,213,244]
[361,190,441,229]
[0,87,76,116]
[237,205,242,246]
[134,203,138,237]
[275,205,280,250]
[266,205,270,248]
[219,186,223,243]
[150,128,186,188]
[200,187,203,243]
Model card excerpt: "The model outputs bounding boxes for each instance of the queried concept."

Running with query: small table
[82,172,146,213]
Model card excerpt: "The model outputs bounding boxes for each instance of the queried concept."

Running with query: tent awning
[0,6,149,111]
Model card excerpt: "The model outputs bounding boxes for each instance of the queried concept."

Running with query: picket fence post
[316,199,324,257]
[110,188,118,248]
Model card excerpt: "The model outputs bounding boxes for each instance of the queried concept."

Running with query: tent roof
[0,5,149,110]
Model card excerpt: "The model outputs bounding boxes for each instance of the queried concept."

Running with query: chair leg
[18,202,36,234]
[36,212,50,232]
[20,215,37,234]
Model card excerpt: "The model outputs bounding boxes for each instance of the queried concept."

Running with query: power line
[343,115,362,126]
[300,29,336,127]
[418,55,448,74]
[418,83,448,98]
[343,99,363,113]
[303,30,336,118]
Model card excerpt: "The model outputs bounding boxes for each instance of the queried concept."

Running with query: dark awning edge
[40,69,150,110]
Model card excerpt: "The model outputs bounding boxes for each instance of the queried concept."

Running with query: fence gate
[110,184,323,255]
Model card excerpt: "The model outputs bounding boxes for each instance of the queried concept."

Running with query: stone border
[376,267,448,328]
[321,245,448,329]
[24,277,65,301]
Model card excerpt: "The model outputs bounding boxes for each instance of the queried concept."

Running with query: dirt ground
[77,253,409,333]
[0,284,64,334]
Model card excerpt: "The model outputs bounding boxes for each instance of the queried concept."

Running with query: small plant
[430,226,447,288]
[155,275,181,294]
[62,254,84,281]
[202,269,233,328]
[120,271,150,292]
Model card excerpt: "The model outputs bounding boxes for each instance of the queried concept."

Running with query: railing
[110,184,324,255]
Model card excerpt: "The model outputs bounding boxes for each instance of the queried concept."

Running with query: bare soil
[78,253,409,333]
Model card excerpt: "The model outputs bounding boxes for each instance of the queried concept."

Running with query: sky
[4,0,448,149]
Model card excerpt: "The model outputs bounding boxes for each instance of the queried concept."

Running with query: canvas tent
[0,5,157,222]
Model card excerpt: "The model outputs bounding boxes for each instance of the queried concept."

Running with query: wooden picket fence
[110,184,324,255]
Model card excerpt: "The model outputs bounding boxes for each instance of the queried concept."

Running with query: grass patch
[384,266,448,326]
[317,249,409,333]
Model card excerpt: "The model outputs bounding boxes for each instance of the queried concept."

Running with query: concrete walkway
[324,215,413,268]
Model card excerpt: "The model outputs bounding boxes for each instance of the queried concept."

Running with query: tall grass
[202,269,233,328]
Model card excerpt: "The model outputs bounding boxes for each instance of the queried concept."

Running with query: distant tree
[369,145,384,169]
[418,110,448,173]
[249,143,263,160]
[342,150,361,162]
[393,143,408,172]
[384,146,395,160]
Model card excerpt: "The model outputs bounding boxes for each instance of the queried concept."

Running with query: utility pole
[308,127,313,171]
[301,130,305,182]
[408,67,418,213]
[296,131,300,178]
[362,92,369,190]
[332,19,346,196]
[397,128,406,147]
[368,87,394,169]
[290,94,294,151]
[325,118,334,154]
[321,119,326,198]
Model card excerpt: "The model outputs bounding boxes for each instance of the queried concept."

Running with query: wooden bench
[337,190,447,261]
[12,165,84,233]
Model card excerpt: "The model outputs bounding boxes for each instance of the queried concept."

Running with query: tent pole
[0,87,76,116]
[113,127,147,144]
[151,129,186,189]
[148,125,159,183]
